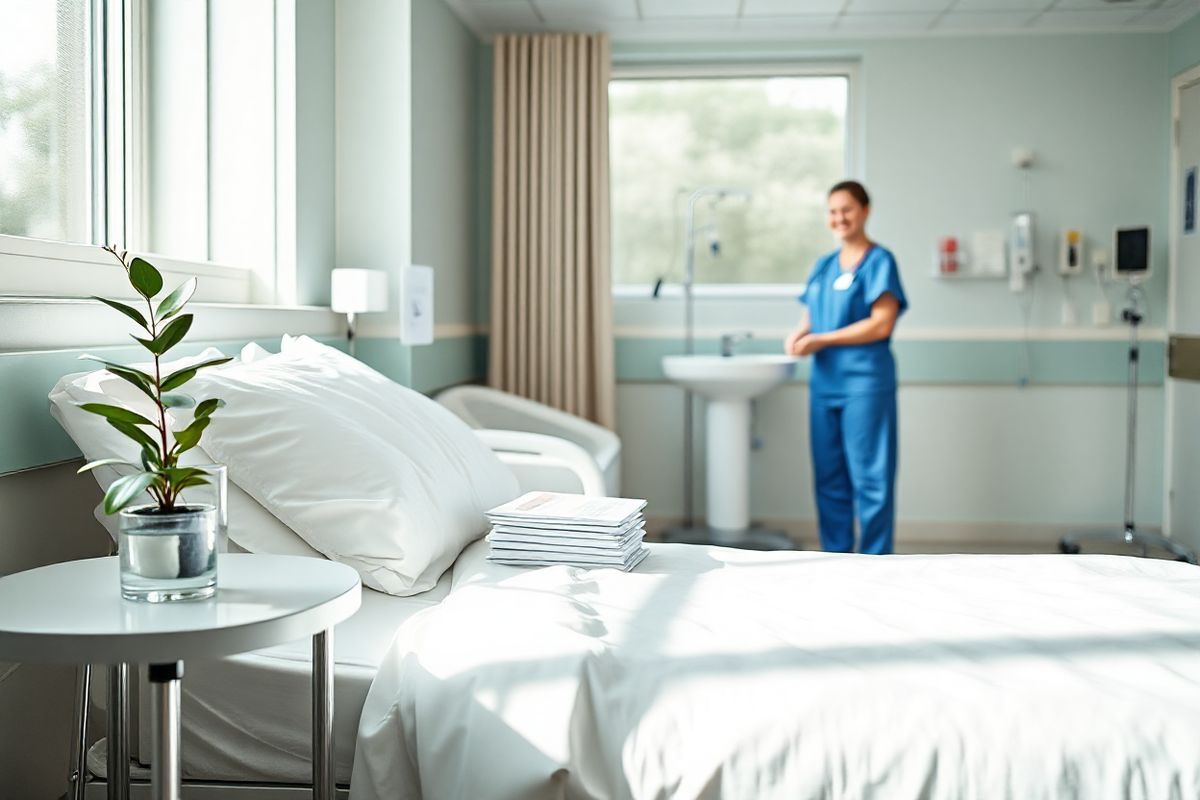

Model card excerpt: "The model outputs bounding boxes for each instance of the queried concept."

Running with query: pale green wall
[1168,11,1200,77]
[295,0,336,306]
[609,33,1169,332]
[412,0,481,327]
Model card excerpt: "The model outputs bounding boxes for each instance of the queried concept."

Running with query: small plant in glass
[78,246,232,601]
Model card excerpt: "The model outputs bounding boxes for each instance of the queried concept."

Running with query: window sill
[0,297,340,352]
[0,234,254,305]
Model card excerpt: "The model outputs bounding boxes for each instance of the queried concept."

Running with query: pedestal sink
[662,354,799,548]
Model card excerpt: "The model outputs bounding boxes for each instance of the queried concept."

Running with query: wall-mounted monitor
[1114,226,1151,281]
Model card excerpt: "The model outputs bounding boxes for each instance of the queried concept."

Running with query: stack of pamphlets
[486,491,649,571]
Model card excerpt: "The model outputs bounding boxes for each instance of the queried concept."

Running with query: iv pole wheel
[1058,538,1081,555]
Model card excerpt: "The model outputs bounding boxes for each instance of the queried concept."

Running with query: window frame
[0,0,296,307]
[608,60,863,298]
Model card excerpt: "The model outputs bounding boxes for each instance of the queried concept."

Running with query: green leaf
[147,314,193,356]
[174,476,212,492]
[91,296,148,331]
[78,356,157,400]
[78,458,138,474]
[156,278,196,321]
[172,417,210,454]
[160,368,197,392]
[162,467,209,484]
[128,257,163,299]
[193,398,225,419]
[103,472,157,515]
[108,418,160,456]
[160,393,195,409]
[80,403,158,428]
[139,446,159,472]
[160,356,231,391]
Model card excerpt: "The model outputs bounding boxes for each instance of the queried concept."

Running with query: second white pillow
[188,338,519,595]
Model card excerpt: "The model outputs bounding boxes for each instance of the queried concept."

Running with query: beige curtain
[488,33,615,429]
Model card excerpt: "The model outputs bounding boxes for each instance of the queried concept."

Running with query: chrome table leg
[313,628,334,799]
[107,663,129,800]
[148,661,183,800]
[68,663,91,800]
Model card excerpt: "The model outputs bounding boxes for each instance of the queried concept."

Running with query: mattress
[137,571,451,785]
[353,541,1200,799]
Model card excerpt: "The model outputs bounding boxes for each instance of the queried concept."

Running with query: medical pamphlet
[485,491,650,571]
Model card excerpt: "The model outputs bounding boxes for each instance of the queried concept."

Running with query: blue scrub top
[799,245,908,397]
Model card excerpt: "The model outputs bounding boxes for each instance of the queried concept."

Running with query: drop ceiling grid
[444,0,1200,41]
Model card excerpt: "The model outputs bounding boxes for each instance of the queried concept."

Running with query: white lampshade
[331,269,388,314]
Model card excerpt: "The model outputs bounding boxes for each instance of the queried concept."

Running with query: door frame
[1163,63,1200,537]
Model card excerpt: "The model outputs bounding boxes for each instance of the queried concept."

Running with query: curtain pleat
[488,33,615,429]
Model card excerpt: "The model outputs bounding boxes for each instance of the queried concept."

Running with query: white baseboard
[644,517,1163,554]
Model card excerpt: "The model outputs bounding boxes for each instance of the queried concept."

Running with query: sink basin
[662,353,800,537]
[661,354,799,400]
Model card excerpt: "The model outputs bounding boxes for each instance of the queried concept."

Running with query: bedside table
[0,554,361,800]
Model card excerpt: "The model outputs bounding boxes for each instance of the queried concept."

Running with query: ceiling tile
[835,11,940,31]
[742,0,846,15]
[1031,9,1142,29]
[951,0,1048,9]
[535,0,639,24]
[468,1,545,29]
[1129,5,1200,30]
[1052,0,1157,9]
[950,0,1050,9]
[933,10,1038,30]
[846,0,952,11]
[640,0,741,18]
[737,13,840,32]
[603,17,744,39]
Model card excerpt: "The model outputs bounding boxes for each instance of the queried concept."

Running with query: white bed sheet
[156,572,451,785]
[352,541,1200,800]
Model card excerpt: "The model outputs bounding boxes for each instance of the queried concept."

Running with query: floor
[643,518,1194,560]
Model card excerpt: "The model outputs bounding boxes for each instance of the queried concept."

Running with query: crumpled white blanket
[351,541,1200,800]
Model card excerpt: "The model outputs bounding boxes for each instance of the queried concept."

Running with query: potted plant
[78,245,232,602]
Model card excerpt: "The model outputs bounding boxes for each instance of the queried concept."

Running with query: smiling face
[827,189,870,242]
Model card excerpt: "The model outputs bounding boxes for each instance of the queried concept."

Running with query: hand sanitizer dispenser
[1009,212,1035,292]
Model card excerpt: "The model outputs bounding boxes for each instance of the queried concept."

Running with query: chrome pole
[148,661,183,800]
[1123,288,1141,534]
[682,192,699,529]
[68,663,91,800]
[313,629,335,800]
[106,663,129,800]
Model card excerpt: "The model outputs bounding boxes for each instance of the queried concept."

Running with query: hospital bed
[48,338,1200,800]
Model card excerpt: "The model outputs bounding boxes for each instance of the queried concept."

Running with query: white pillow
[48,349,323,559]
[184,336,520,595]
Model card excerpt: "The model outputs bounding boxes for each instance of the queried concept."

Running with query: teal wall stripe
[3,333,1148,475]
[615,337,1166,386]
[355,334,486,394]
[1,334,485,476]
[0,338,340,476]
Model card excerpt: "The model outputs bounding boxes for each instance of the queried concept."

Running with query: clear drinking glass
[117,464,227,602]
[186,464,228,554]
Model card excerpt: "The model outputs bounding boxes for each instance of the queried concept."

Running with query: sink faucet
[720,331,753,357]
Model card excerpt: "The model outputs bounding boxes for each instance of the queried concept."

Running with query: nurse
[784,181,907,555]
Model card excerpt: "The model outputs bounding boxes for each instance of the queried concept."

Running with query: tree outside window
[610,74,849,287]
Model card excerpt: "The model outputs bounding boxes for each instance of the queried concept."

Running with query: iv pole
[1059,285,1197,563]
[678,187,747,530]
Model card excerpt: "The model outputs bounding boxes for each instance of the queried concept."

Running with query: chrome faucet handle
[720,331,754,357]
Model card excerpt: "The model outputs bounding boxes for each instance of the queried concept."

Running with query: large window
[0,0,285,303]
[609,67,854,290]
[0,0,92,243]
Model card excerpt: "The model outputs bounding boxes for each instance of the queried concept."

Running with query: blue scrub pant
[809,391,898,554]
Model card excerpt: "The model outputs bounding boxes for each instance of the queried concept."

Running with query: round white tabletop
[0,554,362,664]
